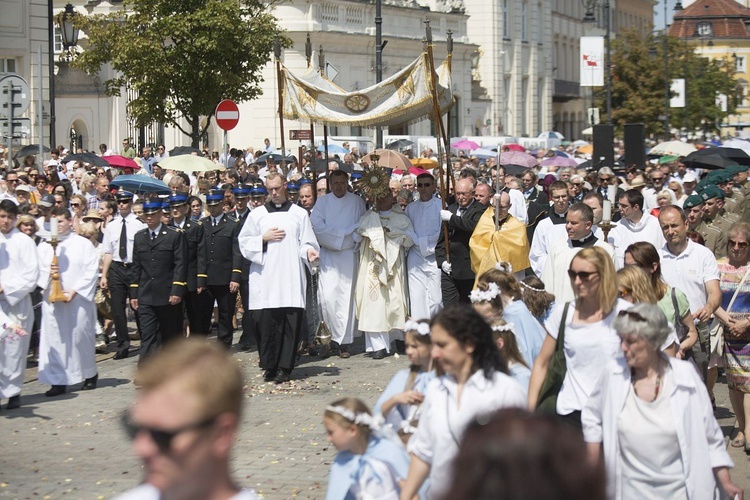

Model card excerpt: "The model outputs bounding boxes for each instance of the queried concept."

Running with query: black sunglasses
[567,270,599,281]
[121,411,216,453]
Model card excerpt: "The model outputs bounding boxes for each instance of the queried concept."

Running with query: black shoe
[274,369,291,384]
[307,343,319,356]
[113,349,129,360]
[263,369,278,382]
[7,395,20,409]
[82,374,98,391]
[45,385,66,397]
[372,349,387,360]
[394,340,406,355]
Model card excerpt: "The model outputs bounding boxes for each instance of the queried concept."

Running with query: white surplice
[238,203,319,310]
[405,196,442,320]
[0,228,39,398]
[354,209,414,349]
[37,233,99,385]
[311,192,366,344]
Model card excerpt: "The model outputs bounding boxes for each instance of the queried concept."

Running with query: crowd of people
[1,138,749,499]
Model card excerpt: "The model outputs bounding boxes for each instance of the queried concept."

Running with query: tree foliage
[73,0,289,147]
[594,29,741,138]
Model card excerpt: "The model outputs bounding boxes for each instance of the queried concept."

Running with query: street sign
[0,73,30,119]
[1,117,31,139]
[290,129,312,141]
[215,99,239,131]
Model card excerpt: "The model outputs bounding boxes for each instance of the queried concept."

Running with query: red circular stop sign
[215,99,240,131]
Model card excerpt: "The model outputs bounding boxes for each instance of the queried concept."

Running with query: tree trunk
[190,115,200,148]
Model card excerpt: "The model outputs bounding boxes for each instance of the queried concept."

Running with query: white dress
[0,228,39,398]
[37,233,99,385]
[405,196,443,320]
[311,192,366,344]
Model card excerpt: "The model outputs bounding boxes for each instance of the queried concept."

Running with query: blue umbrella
[110,175,171,195]
[317,144,348,154]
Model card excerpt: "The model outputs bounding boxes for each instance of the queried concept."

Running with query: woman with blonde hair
[668,180,686,206]
[529,246,631,427]
[69,193,87,233]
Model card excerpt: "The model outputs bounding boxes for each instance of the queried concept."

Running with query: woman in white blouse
[582,303,741,500]
[399,305,526,500]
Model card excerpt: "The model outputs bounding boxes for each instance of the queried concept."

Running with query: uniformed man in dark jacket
[230,185,254,351]
[168,192,210,336]
[130,200,187,360]
[203,189,243,348]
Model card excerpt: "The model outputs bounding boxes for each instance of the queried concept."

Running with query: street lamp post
[54,4,80,154]
[662,1,684,142]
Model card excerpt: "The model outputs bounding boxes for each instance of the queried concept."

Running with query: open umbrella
[410,157,438,168]
[169,146,202,157]
[158,154,225,172]
[503,164,532,176]
[682,147,750,169]
[722,139,750,156]
[105,155,140,169]
[386,139,414,150]
[451,139,480,150]
[472,148,497,159]
[540,156,577,168]
[571,140,590,148]
[110,175,170,195]
[62,152,110,167]
[361,149,412,171]
[648,140,696,157]
[577,144,594,155]
[13,144,51,158]
[538,131,565,140]
[253,151,296,165]
[502,143,526,152]
[499,151,538,168]
[317,144,349,154]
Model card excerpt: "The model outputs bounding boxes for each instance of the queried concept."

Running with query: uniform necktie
[151,231,157,241]
[212,217,218,227]
[457,208,465,217]
[119,219,128,261]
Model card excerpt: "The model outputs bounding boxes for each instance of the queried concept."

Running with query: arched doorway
[69,118,89,152]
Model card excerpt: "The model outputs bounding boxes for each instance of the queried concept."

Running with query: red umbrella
[105,155,140,169]
[503,144,526,152]
[451,139,480,150]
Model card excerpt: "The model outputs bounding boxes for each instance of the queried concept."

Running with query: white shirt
[407,371,526,498]
[507,188,528,224]
[545,299,632,415]
[607,212,666,267]
[101,213,147,263]
[542,236,617,304]
[659,240,720,315]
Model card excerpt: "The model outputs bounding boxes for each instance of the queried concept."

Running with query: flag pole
[319,46,330,194]
[424,21,451,262]
[274,34,287,173]
[305,33,315,174]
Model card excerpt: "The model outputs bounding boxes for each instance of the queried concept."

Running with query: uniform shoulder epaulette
[192,219,203,226]
[226,215,238,223]
[166,225,182,232]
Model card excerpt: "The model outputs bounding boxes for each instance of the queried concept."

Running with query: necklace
[632,360,662,402]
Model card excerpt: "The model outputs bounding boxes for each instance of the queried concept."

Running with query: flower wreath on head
[491,322,515,333]
[519,280,544,293]
[404,319,430,336]
[494,261,513,273]
[326,405,383,431]
[469,282,501,304]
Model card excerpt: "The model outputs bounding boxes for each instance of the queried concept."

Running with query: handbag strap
[726,264,750,314]
[556,302,571,351]
[670,287,681,325]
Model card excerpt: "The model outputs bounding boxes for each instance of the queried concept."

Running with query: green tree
[73,0,288,147]
[594,29,740,138]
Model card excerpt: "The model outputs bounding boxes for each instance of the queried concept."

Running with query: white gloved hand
[441,261,452,275]
[440,210,452,222]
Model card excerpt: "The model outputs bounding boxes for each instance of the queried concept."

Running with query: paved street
[2,332,749,499]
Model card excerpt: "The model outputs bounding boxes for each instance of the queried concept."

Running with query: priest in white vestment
[404,172,442,320]
[542,203,617,303]
[310,170,366,357]
[354,192,414,359]
[38,208,99,396]
[0,200,39,409]
[238,173,319,383]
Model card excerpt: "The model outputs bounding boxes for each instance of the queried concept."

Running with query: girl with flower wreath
[324,397,411,500]
[374,319,438,445]
[490,318,532,396]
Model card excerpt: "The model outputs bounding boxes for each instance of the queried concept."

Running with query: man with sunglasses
[1,171,19,204]
[116,338,257,499]
[101,190,147,359]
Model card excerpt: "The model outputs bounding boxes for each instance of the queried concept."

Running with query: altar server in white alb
[311,170,366,358]
[38,207,100,397]
[238,173,320,384]
[405,172,442,320]
[0,200,39,409]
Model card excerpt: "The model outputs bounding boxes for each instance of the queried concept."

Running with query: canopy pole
[319,46,330,194]
[274,34,287,173]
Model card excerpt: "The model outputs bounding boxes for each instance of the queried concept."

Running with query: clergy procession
[3,137,750,499]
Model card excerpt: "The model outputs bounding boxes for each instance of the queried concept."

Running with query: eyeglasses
[651,176,665,181]
[70,203,81,207]
[729,239,749,249]
[6,179,18,184]
[120,411,216,453]
[417,183,433,188]
[618,309,647,322]
[97,172,107,176]
[567,270,599,281]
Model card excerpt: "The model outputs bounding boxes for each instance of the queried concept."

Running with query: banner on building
[580,36,604,87]
[717,93,728,112]
[282,53,453,127]
[670,79,685,108]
